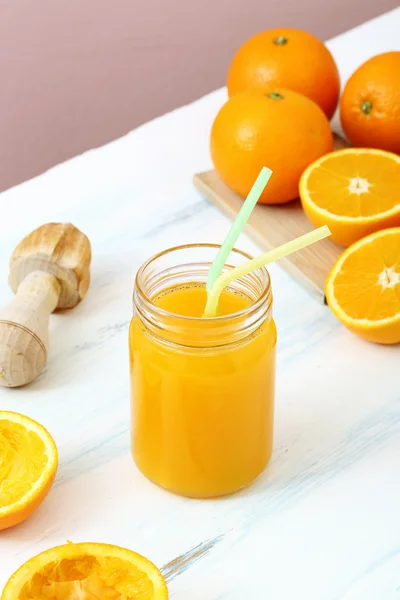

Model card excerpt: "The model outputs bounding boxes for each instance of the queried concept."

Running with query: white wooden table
[1,9,399,598]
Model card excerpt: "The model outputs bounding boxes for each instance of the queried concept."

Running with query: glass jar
[129,244,276,498]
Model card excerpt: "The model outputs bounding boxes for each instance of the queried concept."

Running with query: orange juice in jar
[129,244,276,498]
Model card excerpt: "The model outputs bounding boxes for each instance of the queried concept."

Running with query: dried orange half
[1,542,168,599]
[0,411,58,530]
[299,148,400,246]
[326,228,400,344]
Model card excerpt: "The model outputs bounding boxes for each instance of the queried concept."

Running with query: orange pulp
[129,283,276,498]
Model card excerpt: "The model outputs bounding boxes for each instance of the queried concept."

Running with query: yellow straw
[203,226,331,317]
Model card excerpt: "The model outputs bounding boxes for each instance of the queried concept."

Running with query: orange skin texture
[210,89,333,205]
[0,470,56,531]
[299,148,400,247]
[227,28,340,120]
[340,52,400,153]
[325,228,400,345]
[1,542,168,599]
[0,412,58,532]
[302,200,400,248]
[340,314,400,345]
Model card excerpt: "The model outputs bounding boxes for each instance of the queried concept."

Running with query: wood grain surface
[193,135,349,301]
[0,223,91,387]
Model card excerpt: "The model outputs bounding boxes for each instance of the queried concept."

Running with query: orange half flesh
[325,228,400,344]
[0,411,58,530]
[1,542,168,599]
[299,148,400,246]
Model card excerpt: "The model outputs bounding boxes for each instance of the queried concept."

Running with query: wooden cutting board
[193,134,349,302]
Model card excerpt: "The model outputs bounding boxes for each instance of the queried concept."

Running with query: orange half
[299,148,400,246]
[0,411,58,530]
[325,228,400,344]
[1,542,168,599]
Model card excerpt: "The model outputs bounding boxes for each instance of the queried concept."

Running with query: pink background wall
[0,0,397,192]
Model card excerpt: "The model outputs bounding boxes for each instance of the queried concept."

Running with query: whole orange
[340,52,400,153]
[210,89,333,204]
[227,28,340,120]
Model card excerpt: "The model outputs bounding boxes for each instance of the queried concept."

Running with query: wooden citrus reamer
[0,223,91,388]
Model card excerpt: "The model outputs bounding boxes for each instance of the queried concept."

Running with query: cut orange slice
[0,411,58,530]
[299,148,400,246]
[326,228,400,344]
[1,542,168,599]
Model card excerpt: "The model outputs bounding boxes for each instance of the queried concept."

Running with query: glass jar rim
[134,242,271,323]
